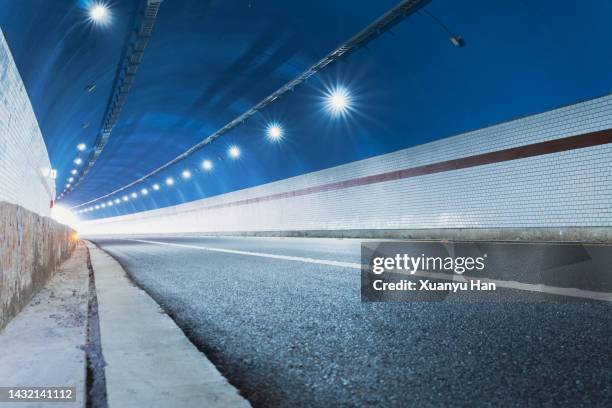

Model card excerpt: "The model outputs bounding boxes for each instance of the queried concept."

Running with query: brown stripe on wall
[204,128,612,211]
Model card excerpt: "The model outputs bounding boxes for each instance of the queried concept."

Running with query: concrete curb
[86,241,251,408]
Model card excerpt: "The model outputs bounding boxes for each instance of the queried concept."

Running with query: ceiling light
[267,124,283,141]
[74,158,83,165]
[68,177,74,182]
[325,87,351,116]
[181,170,191,179]
[202,160,213,171]
[165,177,174,186]
[228,146,241,159]
[101,203,106,208]
[152,183,160,191]
[114,198,121,204]
[89,3,109,23]
[70,169,77,175]
[141,188,148,195]
[107,201,113,206]
[95,205,100,210]
[122,195,129,201]
[77,143,86,151]
[131,192,138,199]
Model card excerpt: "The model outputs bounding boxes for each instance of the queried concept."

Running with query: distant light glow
[100,203,106,208]
[267,124,283,141]
[165,177,174,186]
[89,3,109,24]
[152,183,160,191]
[77,143,86,151]
[68,177,74,182]
[70,169,77,175]
[114,198,121,204]
[95,205,100,210]
[51,205,80,230]
[202,160,213,171]
[228,146,241,159]
[181,170,192,179]
[66,183,71,188]
[107,201,113,206]
[131,192,138,199]
[141,188,148,195]
[325,87,351,116]
[74,158,83,165]
[122,195,129,201]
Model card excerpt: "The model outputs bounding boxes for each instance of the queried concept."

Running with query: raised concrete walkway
[87,242,250,408]
[0,244,89,408]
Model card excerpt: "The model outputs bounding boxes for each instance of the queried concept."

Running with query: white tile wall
[0,29,54,217]
[82,92,612,235]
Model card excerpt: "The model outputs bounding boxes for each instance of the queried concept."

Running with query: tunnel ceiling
[1,0,612,218]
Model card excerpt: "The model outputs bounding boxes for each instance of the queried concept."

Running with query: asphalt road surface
[89,236,612,407]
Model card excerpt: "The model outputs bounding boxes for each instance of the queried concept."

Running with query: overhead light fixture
[122,195,129,201]
[77,143,86,151]
[165,177,174,186]
[89,3,109,24]
[101,203,106,208]
[70,169,77,175]
[141,188,148,195]
[131,192,138,199]
[68,177,74,182]
[325,87,351,116]
[95,205,100,210]
[202,160,213,171]
[74,158,83,165]
[267,124,283,141]
[107,201,113,206]
[152,183,160,191]
[228,146,241,159]
[114,198,121,204]
[181,170,191,179]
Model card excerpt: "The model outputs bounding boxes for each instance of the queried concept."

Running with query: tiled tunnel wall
[0,29,55,217]
[0,29,75,331]
[82,94,612,241]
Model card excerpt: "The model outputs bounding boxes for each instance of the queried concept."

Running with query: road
[89,236,612,407]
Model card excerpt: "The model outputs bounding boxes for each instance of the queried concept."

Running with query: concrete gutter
[86,242,250,407]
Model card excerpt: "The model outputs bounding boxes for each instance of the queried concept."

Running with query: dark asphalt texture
[90,236,612,408]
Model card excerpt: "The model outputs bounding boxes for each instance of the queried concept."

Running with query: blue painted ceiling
[1,0,611,218]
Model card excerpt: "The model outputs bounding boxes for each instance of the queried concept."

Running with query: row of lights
[56,2,111,201]
[75,87,351,214]
[75,144,241,214]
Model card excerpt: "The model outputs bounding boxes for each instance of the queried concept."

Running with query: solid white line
[127,238,363,269]
[125,238,612,302]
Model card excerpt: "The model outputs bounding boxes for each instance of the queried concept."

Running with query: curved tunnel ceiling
[1,0,612,219]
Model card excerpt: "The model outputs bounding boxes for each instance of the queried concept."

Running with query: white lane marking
[126,238,363,269]
[125,238,612,302]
